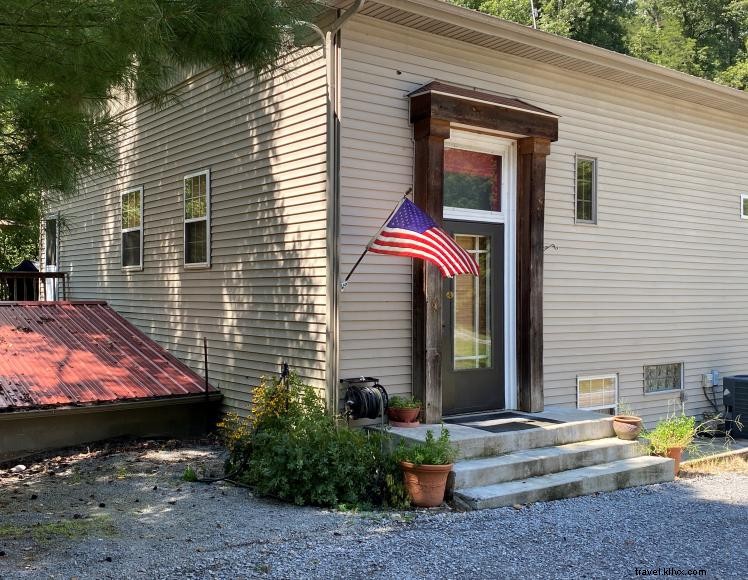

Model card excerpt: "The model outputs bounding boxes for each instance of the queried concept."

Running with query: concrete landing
[388,407,615,460]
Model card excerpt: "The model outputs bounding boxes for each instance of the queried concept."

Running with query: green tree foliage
[717,57,748,89]
[538,0,633,53]
[450,0,747,88]
[455,1,535,26]
[628,5,704,75]
[453,1,632,52]
[0,0,312,265]
[629,1,748,81]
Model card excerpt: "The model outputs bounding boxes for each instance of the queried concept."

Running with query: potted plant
[612,402,643,441]
[387,395,422,427]
[395,427,456,508]
[643,414,701,476]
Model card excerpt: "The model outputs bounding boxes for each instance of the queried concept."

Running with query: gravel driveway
[0,441,745,579]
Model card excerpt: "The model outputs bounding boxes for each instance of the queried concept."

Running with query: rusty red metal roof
[0,301,217,411]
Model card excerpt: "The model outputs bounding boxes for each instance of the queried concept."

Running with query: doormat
[444,412,565,433]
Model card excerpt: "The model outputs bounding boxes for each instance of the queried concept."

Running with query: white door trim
[443,130,518,410]
[43,214,59,301]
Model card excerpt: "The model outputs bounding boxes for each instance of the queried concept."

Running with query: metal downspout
[324,1,365,413]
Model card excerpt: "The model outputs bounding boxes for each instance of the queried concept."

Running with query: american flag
[368,198,479,278]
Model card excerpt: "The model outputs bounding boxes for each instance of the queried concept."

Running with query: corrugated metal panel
[0,302,215,411]
[339,17,748,425]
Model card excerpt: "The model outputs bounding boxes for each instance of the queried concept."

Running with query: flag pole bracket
[339,188,412,291]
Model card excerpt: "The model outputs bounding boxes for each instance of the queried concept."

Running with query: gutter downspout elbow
[329,0,366,34]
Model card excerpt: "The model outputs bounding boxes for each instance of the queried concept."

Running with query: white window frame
[574,155,597,225]
[643,362,684,395]
[43,213,61,301]
[444,129,518,409]
[120,186,144,271]
[183,169,211,268]
[576,374,618,412]
[740,194,748,220]
[44,213,59,271]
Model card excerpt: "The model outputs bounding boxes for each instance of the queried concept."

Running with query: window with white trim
[577,374,618,412]
[184,170,210,267]
[575,156,597,223]
[121,186,143,269]
[643,363,683,394]
[741,194,748,219]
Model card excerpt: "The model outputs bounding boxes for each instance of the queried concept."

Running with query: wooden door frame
[409,82,559,422]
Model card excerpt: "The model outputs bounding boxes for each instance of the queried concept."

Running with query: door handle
[445,291,454,300]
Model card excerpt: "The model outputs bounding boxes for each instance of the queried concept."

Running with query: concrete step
[388,409,615,460]
[454,455,675,510]
[452,438,646,489]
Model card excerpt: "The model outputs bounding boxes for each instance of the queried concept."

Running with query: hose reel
[340,377,388,420]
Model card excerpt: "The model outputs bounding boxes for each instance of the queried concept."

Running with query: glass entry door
[44,217,59,301]
[442,220,504,415]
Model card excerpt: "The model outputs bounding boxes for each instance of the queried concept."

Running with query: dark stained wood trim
[411,92,558,142]
[410,84,558,420]
[517,137,551,412]
[412,118,450,424]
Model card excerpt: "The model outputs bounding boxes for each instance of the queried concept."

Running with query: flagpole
[340,188,412,290]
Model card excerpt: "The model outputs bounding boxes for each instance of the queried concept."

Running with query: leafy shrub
[643,413,719,455]
[219,372,409,509]
[387,395,422,410]
[393,427,456,466]
[645,414,696,455]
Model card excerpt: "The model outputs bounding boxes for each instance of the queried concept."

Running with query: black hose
[344,381,388,420]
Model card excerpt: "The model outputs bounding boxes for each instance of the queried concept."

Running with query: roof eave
[353,0,748,113]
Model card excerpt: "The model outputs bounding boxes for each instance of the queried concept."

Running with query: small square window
[741,194,748,220]
[121,187,143,269]
[577,374,617,411]
[643,363,683,393]
[575,156,597,224]
[183,170,210,267]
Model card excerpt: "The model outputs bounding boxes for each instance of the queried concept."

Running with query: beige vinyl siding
[339,16,748,424]
[51,47,328,413]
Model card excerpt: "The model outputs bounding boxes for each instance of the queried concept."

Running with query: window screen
[184,171,210,266]
[576,156,596,223]
[121,188,142,268]
[577,375,617,411]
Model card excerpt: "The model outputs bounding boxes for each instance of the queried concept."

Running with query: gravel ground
[0,441,746,580]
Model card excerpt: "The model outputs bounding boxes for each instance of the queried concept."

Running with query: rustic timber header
[409,81,559,422]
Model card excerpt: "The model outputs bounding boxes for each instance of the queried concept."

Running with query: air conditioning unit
[722,375,748,438]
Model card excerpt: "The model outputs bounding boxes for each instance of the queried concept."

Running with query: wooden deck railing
[0,272,68,301]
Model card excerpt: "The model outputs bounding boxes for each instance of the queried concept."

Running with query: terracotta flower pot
[665,447,683,476]
[387,406,420,425]
[612,415,643,441]
[399,461,453,508]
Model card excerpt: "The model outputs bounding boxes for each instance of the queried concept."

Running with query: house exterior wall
[338,16,748,424]
[49,47,329,413]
